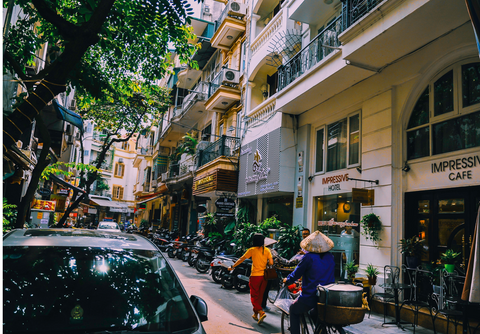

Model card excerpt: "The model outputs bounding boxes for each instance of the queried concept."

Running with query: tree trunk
[3,0,116,150]
[15,117,52,228]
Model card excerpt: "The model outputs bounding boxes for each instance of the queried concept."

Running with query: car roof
[3,229,157,250]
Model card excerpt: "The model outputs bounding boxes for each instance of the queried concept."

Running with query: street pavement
[169,257,436,334]
[169,257,284,334]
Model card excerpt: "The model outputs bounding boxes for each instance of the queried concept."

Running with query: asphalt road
[168,256,284,334]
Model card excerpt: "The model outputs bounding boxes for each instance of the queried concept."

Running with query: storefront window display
[315,194,360,279]
[264,196,293,226]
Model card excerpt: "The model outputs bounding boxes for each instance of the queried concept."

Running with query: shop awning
[136,194,163,205]
[90,198,130,213]
[53,100,84,134]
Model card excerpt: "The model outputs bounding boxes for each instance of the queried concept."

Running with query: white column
[246,82,256,115]
[251,14,261,41]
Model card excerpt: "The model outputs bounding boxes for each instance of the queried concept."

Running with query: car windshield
[3,246,199,334]
[98,223,119,229]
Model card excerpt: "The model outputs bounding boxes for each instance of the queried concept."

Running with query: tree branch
[31,0,79,41]
[4,51,29,82]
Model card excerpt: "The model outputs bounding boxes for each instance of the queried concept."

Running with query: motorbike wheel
[221,273,234,289]
[167,248,175,258]
[176,249,184,260]
[211,267,224,284]
[195,256,210,273]
[188,255,196,267]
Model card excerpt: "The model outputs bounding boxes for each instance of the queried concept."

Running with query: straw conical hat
[300,230,334,253]
[264,237,278,247]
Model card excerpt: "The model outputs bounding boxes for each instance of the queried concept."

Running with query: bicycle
[275,283,350,334]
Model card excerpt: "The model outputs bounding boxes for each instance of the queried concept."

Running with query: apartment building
[242,0,480,276]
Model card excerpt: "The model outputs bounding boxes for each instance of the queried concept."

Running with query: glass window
[3,247,199,333]
[408,88,430,129]
[438,198,465,213]
[433,110,480,155]
[407,126,429,160]
[326,119,347,172]
[349,114,360,165]
[315,128,324,173]
[462,63,480,107]
[417,200,430,214]
[434,70,454,117]
[84,150,89,157]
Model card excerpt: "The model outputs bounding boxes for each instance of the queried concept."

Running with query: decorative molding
[251,9,284,55]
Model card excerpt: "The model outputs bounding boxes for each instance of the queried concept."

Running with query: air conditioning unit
[222,69,240,85]
[228,1,247,17]
[118,158,124,163]
[161,172,168,180]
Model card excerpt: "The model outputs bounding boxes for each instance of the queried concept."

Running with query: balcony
[143,182,150,193]
[197,135,240,168]
[211,0,247,50]
[278,15,343,91]
[166,155,195,181]
[204,68,242,112]
[100,162,113,172]
[136,145,153,156]
[172,82,209,126]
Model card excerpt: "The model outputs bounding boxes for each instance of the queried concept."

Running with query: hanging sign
[215,197,235,211]
[352,188,369,203]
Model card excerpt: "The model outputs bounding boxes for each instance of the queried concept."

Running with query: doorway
[405,186,480,269]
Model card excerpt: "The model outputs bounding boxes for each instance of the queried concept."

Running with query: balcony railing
[168,163,180,178]
[251,8,284,55]
[214,0,245,33]
[167,155,195,179]
[342,0,382,30]
[197,135,240,167]
[208,68,239,98]
[278,15,342,91]
[100,163,113,171]
[136,145,153,156]
[173,82,209,118]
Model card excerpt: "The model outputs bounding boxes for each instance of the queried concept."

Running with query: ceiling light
[226,35,233,40]
[324,0,333,4]
[222,101,229,105]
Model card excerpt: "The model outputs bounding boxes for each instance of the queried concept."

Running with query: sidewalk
[345,312,435,334]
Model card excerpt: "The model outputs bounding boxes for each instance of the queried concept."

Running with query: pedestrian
[283,231,335,334]
[229,233,273,324]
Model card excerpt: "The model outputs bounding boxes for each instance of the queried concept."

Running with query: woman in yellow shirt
[229,233,273,324]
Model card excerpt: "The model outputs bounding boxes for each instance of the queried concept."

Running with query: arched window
[406,61,480,160]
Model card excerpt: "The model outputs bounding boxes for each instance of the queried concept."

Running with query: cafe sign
[431,154,479,181]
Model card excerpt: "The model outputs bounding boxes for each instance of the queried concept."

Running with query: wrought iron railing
[208,68,239,98]
[136,146,153,156]
[168,163,180,178]
[342,0,383,30]
[278,15,343,91]
[197,135,240,167]
[173,82,209,118]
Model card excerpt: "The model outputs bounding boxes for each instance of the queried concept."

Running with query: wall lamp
[356,166,362,174]
[308,175,315,182]
[402,161,411,172]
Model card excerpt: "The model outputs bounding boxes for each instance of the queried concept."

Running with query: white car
[97,221,121,232]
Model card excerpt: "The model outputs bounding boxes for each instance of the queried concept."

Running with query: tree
[3,0,198,226]
[55,83,171,227]
[3,0,198,149]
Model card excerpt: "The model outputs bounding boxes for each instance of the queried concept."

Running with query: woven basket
[317,303,366,326]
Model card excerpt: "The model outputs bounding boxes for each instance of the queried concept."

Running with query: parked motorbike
[195,239,229,273]
[220,258,251,292]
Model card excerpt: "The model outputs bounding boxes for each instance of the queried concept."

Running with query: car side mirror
[190,295,208,322]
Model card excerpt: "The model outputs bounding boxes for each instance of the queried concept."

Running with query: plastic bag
[273,286,294,314]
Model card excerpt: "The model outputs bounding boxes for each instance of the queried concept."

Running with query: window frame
[112,185,124,200]
[406,60,480,161]
[314,111,361,175]
[114,162,125,178]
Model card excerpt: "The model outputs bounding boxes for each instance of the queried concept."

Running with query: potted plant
[365,263,380,286]
[399,236,424,268]
[360,213,382,247]
[441,249,460,273]
[345,261,359,282]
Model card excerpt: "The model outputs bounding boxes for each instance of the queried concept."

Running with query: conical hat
[264,237,277,247]
[300,230,334,253]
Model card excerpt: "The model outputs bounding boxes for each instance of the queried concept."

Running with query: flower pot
[368,276,377,286]
[406,256,420,269]
[444,264,455,273]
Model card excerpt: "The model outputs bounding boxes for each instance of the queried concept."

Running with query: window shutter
[119,187,124,200]
[115,163,119,176]
[113,185,118,199]
[121,164,125,177]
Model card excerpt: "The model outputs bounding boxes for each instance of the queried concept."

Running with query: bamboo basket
[317,303,366,326]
